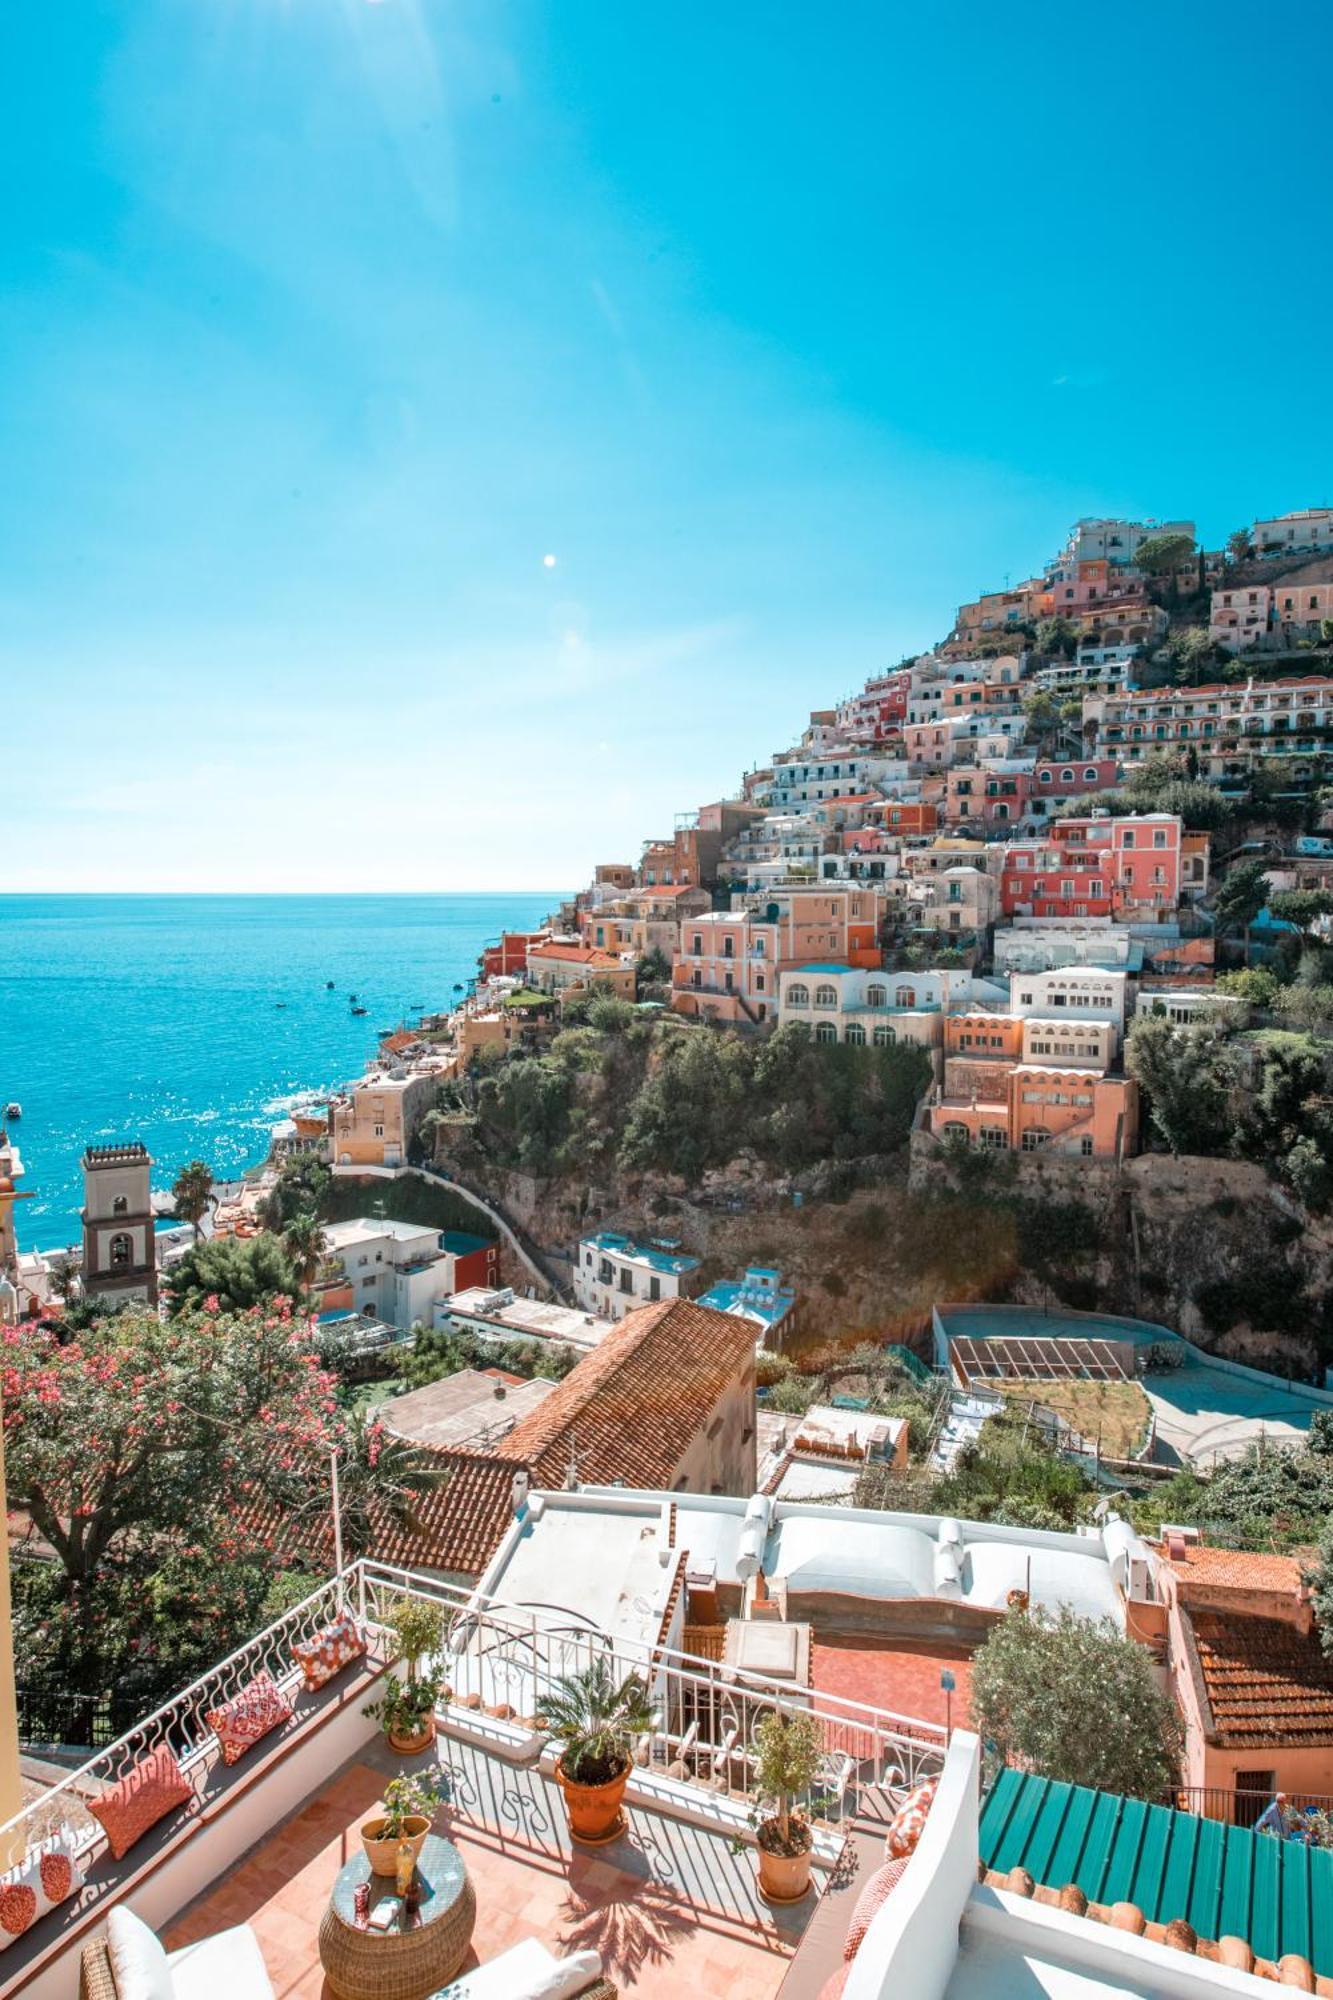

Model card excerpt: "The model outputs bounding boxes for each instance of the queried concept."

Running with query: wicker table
[318,1833,477,2000]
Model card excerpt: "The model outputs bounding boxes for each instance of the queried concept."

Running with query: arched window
[873,1024,896,1047]
[866,983,886,1007]
[895,984,916,1007]
[112,1194,128,1217]
[1061,768,1074,783]
[1084,767,1098,782]
[787,984,809,1008]
[110,1232,132,1270]
[1021,1127,1051,1152]
[815,1021,838,1044]
[942,1121,970,1142]
[1038,768,1053,784]
[845,1022,866,1045]
[814,984,838,1009]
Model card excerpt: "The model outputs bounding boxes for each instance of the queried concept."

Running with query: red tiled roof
[526,942,623,967]
[235,1448,521,1580]
[1184,1608,1333,1748]
[495,1297,756,1490]
[1159,1543,1306,1598]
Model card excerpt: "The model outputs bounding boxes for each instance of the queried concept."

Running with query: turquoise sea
[0,894,560,1251]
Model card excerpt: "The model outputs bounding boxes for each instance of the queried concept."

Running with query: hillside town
[9,509,1333,1998]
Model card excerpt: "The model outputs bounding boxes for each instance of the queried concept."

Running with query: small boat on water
[350,1005,368,1017]
[325,981,335,991]
[4,1103,20,1121]
[275,1002,287,1010]
[453,982,464,991]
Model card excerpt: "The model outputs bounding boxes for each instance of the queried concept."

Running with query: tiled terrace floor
[165,1732,810,1998]
[812,1634,973,1730]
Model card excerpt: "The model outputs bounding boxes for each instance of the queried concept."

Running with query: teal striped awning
[979,1769,1333,1976]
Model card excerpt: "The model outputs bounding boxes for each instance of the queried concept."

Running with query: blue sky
[5,0,1330,892]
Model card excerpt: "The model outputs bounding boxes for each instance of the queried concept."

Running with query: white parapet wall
[843,1730,981,2000]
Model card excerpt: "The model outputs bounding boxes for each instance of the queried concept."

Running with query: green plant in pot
[542,1659,654,1844]
[360,1769,447,1876]
[752,1708,822,1903]
[365,1595,449,1753]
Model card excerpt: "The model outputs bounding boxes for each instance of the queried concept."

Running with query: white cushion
[432,1938,602,1999]
[106,1907,174,2000]
[168,1921,275,2000]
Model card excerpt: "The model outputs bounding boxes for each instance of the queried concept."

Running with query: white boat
[4,1103,20,1121]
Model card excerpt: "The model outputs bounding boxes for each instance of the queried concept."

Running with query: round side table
[318,1832,477,2000]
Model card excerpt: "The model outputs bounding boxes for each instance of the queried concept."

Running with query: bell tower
[81,1142,158,1307]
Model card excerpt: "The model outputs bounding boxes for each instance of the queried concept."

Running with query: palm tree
[321,1416,450,1562]
[281,1212,328,1294]
[172,1160,214,1242]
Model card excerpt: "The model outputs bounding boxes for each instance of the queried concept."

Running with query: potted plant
[360,1769,446,1875]
[542,1659,654,1845]
[364,1595,449,1753]
[752,1708,822,1904]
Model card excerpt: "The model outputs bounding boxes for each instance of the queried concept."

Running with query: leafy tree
[1136,533,1197,577]
[259,1153,332,1231]
[1215,966,1282,1007]
[303,1413,449,1562]
[1271,890,1333,942]
[972,1607,1181,1799]
[1124,1017,1238,1154]
[281,1212,328,1293]
[171,1160,214,1242]
[635,946,673,992]
[1213,859,1270,964]
[1226,528,1254,565]
[1,1303,338,1593]
[1035,616,1078,660]
[166,1230,302,1317]
[1169,626,1217,686]
[586,996,636,1033]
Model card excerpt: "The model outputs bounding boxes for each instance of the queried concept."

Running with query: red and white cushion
[291,1611,366,1691]
[884,1777,937,1859]
[206,1672,294,1765]
[88,1747,192,1861]
[843,1857,907,1959]
[0,1838,84,1950]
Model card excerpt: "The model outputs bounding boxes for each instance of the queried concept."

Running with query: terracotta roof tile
[1185,1608,1333,1748]
[1159,1543,1306,1597]
[236,1448,520,1581]
[495,1297,756,1491]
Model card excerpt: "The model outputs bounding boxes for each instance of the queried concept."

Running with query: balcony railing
[2,1558,948,1883]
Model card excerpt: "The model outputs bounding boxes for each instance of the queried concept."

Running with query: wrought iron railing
[0,1556,947,1878]
[359,1561,946,1828]
[1173,1786,1333,1830]
[0,1571,358,1859]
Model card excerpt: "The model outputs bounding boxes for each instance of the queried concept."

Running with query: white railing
[359,1561,945,1828]
[1,1570,361,1863]
[2,1555,948,1886]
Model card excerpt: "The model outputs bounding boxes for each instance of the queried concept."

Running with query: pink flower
[204,1294,221,1315]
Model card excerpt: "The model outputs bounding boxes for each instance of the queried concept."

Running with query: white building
[1008,967,1129,1032]
[438,1286,614,1355]
[574,1230,701,1320]
[320,1217,460,1329]
[992,920,1140,974]
[1252,505,1333,559]
[778,964,1005,1049]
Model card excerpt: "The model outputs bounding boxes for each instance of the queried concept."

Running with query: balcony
[5,1561,945,2000]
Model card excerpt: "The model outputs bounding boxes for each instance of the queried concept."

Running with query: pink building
[671,913,779,1025]
[1001,813,1182,922]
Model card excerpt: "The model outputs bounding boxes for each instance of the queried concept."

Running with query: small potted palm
[360,1769,446,1875]
[752,1708,822,1903]
[543,1659,654,1845]
[365,1595,449,1753]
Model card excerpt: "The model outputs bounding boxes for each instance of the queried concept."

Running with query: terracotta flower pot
[555,1755,630,1844]
[387,1715,436,1755]
[757,1821,814,1904]
[360,1813,430,1876]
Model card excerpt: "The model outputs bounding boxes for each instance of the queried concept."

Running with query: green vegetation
[401,1320,579,1389]
[854,1409,1096,1532]
[1133,1434,1333,1553]
[439,1016,932,1182]
[170,1159,214,1241]
[167,1230,302,1316]
[971,1607,1182,1800]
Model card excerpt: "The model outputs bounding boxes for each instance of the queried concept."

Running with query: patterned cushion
[291,1612,366,1691]
[87,1747,192,1860]
[843,1857,907,1959]
[0,1838,84,1948]
[817,1967,850,2000]
[885,1777,937,1859]
[205,1671,293,1765]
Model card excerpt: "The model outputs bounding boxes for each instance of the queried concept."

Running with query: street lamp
[940,1668,956,1740]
